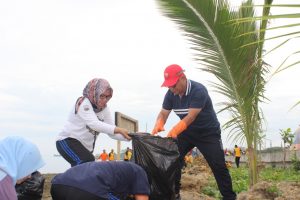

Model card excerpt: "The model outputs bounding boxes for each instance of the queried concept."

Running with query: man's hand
[167,120,187,138]
[151,119,165,135]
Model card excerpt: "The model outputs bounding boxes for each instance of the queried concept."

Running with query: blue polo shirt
[51,161,150,199]
[163,80,220,136]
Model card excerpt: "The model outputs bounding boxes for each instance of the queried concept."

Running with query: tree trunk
[283,145,286,169]
[248,146,258,186]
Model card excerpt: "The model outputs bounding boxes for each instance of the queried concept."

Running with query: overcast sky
[0,0,299,172]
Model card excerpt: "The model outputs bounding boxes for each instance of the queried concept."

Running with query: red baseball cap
[161,64,185,87]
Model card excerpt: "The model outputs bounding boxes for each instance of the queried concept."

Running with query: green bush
[291,153,300,171]
[202,186,220,198]
[201,176,221,199]
[201,167,248,198]
[266,184,282,197]
[230,168,249,193]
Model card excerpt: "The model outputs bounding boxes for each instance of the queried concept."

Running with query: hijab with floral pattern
[75,78,113,113]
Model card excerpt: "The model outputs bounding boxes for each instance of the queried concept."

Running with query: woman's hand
[114,127,131,140]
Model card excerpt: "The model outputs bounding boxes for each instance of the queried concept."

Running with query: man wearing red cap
[152,64,236,200]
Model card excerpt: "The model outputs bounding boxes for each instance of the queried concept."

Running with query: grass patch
[201,166,300,199]
[266,184,282,197]
[201,180,221,199]
[259,167,300,182]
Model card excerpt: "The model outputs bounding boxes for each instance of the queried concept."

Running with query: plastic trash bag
[130,133,180,200]
[15,171,45,200]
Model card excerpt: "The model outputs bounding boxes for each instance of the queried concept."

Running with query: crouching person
[51,161,150,200]
[0,136,45,200]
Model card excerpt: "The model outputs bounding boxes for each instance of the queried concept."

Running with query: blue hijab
[0,136,45,185]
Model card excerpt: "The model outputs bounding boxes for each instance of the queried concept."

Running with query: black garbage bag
[130,133,180,200]
[15,171,45,200]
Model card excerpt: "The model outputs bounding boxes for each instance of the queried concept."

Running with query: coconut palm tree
[155,0,272,185]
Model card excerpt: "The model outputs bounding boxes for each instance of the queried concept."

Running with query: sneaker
[175,193,181,200]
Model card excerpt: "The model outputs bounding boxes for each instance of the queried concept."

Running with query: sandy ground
[41,157,300,200]
[42,173,54,200]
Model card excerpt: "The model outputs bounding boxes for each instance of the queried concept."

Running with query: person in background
[108,149,115,161]
[224,148,228,156]
[234,145,241,168]
[124,147,132,161]
[152,64,236,200]
[56,78,131,167]
[127,148,132,161]
[98,149,108,161]
[0,136,45,200]
[51,161,150,200]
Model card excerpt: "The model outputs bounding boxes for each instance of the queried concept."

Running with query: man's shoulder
[190,80,205,89]
[189,80,207,95]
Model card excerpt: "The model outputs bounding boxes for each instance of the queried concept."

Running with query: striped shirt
[163,80,220,136]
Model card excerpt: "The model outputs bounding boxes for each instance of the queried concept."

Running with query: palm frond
[238,31,300,48]
[231,13,300,23]
[271,51,300,75]
[264,36,300,56]
[232,3,300,75]
[289,101,300,111]
[236,23,300,39]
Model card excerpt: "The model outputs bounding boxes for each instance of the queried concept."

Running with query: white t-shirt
[57,98,127,151]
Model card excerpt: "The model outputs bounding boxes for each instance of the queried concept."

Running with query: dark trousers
[56,138,95,167]
[235,157,240,168]
[175,132,236,200]
[51,184,105,200]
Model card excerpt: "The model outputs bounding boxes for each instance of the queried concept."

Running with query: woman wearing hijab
[0,136,45,200]
[56,78,131,167]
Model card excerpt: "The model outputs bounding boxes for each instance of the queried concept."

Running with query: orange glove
[167,120,187,138]
[151,118,165,135]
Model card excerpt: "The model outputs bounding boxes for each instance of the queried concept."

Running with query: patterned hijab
[75,78,113,113]
[0,136,45,185]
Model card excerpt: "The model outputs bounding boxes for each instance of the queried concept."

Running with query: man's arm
[156,108,171,123]
[181,108,201,126]
[167,108,201,138]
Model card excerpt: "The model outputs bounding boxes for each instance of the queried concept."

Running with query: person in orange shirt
[234,145,241,168]
[99,150,108,161]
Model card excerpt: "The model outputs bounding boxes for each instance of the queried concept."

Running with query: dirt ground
[237,181,300,200]
[41,157,300,200]
[180,157,215,200]
[42,173,54,200]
